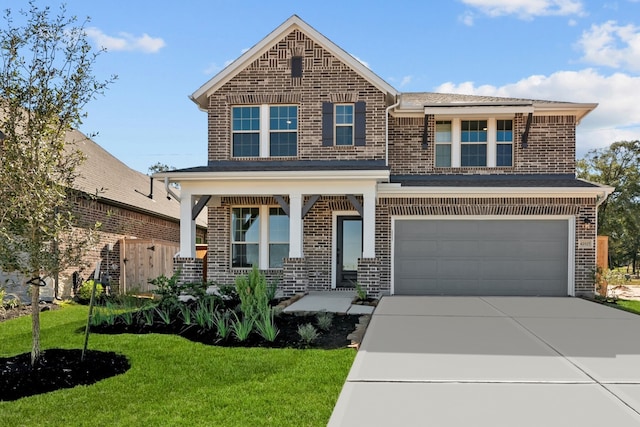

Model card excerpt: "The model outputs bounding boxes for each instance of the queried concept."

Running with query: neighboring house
[157,15,613,297]
[1,129,206,301]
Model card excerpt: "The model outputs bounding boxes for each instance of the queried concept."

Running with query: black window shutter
[291,56,303,78]
[354,101,366,146]
[322,102,334,146]
[422,114,429,149]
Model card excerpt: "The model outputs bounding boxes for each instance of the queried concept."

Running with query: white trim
[190,15,397,109]
[378,183,614,199]
[390,215,575,296]
[161,169,389,182]
[424,105,533,115]
[331,210,359,289]
[259,104,269,158]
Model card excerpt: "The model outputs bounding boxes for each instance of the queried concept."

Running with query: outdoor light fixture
[582,217,593,230]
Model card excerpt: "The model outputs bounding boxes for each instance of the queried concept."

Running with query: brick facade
[189,20,604,298]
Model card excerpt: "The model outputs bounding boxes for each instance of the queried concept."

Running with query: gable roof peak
[190,15,397,109]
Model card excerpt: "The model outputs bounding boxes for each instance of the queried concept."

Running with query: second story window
[435,120,452,167]
[335,104,354,146]
[461,120,487,167]
[231,105,298,158]
[232,106,260,157]
[434,118,513,168]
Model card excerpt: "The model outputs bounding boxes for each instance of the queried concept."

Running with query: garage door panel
[394,219,570,296]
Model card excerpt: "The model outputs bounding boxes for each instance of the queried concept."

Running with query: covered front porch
[157,162,389,295]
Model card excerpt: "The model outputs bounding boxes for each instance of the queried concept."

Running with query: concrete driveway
[329,296,640,426]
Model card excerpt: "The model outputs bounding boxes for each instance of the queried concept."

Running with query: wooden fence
[120,238,179,294]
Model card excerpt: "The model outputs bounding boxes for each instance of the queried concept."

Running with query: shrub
[77,280,104,303]
[316,311,334,331]
[212,310,232,340]
[230,311,254,342]
[235,266,270,320]
[255,308,279,342]
[297,323,319,347]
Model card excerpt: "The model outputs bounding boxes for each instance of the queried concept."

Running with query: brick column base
[174,257,203,284]
[358,258,380,296]
[281,257,308,296]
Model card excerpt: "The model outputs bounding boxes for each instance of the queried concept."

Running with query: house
[1,129,207,301]
[156,15,613,297]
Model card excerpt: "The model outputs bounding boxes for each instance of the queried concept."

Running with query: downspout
[385,98,401,167]
[164,177,181,202]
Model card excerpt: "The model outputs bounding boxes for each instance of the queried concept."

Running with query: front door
[336,216,362,288]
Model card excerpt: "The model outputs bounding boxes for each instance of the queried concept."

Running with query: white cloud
[435,69,640,155]
[577,21,640,71]
[460,11,476,26]
[351,54,370,68]
[400,76,413,87]
[85,27,165,53]
[462,0,585,19]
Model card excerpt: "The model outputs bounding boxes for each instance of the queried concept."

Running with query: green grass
[0,305,356,427]
[609,299,640,315]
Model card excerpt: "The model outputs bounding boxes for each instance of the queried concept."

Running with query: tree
[0,2,115,365]
[577,140,640,272]
[148,162,175,175]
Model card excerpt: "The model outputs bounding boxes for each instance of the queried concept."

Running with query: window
[231,105,298,157]
[231,206,290,269]
[231,207,260,268]
[270,106,298,156]
[435,120,452,167]
[434,118,513,168]
[322,101,366,146]
[335,104,354,146]
[291,56,303,78]
[232,107,260,157]
[268,208,289,268]
[461,120,487,167]
[496,119,513,167]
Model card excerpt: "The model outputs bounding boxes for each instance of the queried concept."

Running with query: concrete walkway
[329,296,640,426]
[282,291,375,315]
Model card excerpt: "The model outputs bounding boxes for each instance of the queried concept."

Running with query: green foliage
[138,307,155,327]
[316,311,334,331]
[355,282,367,300]
[0,2,115,364]
[255,308,279,342]
[212,310,232,340]
[297,323,320,347]
[230,311,254,342]
[178,303,193,326]
[154,306,172,325]
[76,280,103,303]
[235,266,271,321]
[577,140,640,271]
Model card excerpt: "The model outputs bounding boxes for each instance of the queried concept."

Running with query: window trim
[231,104,298,158]
[230,205,290,270]
[334,103,354,146]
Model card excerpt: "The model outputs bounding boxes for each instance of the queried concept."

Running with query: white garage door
[394,219,570,296]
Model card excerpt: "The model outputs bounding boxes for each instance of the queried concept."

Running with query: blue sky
[14,0,640,173]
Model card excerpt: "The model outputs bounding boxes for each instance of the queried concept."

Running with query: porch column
[179,192,196,258]
[362,188,376,258]
[289,193,303,258]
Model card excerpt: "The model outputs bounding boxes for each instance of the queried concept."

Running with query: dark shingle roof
[390,174,599,188]
[174,159,389,173]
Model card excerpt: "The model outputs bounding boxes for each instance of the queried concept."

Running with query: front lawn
[608,299,640,315]
[0,304,355,426]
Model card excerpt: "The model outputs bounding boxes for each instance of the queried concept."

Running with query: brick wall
[207,29,387,163]
[389,114,576,175]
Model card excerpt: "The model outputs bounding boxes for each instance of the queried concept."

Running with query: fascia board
[533,102,598,123]
[190,15,397,110]
[423,105,534,116]
[180,177,378,196]
[377,183,614,199]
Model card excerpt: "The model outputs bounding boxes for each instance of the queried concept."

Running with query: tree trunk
[31,281,41,366]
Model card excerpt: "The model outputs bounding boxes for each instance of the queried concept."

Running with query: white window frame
[231,104,298,158]
[334,103,354,146]
[231,205,289,269]
[437,117,513,168]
